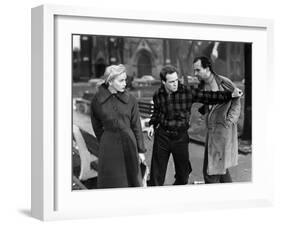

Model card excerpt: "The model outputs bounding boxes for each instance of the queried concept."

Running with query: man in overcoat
[193,56,241,183]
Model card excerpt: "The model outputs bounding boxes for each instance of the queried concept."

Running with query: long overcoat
[90,84,146,188]
[204,75,241,175]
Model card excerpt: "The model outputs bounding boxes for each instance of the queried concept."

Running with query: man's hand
[232,87,243,98]
[147,125,154,140]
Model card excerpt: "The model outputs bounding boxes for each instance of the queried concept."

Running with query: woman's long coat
[204,75,241,175]
[90,84,146,188]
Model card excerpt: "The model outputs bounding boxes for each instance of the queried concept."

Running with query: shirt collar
[96,84,129,104]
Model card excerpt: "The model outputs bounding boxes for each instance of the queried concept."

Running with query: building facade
[73,35,248,83]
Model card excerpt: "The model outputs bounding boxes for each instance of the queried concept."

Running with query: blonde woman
[90,64,146,188]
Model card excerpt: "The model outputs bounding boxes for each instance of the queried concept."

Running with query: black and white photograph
[2,0,280,224]
[22,0,281,223]
[71,35,252,190]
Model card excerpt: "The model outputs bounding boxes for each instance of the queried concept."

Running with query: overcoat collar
[200,74,225,91]
[199,74,224,90]
[213,74,234,92]
[96,84,129,104]
[213,74,223,86]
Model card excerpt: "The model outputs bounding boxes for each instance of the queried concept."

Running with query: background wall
[0,0,280,225]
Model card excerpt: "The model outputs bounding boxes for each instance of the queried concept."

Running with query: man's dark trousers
[148,127,192,186]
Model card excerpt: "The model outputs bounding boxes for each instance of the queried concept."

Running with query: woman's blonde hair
[101,64,126,85]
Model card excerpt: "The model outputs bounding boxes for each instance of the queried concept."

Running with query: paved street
[142,132,251,185]
[73,111,252,188]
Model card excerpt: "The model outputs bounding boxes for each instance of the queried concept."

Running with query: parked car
[88,78,104,88]
[132,75,161,88]
[187,75,200,85]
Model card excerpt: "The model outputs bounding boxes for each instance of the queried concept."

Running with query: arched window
[137,50,152,78]
[95,58,106,78]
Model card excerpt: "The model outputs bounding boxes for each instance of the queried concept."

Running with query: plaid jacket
[148,82,232,130]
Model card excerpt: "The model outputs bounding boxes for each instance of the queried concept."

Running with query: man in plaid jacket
[147,65,242,186]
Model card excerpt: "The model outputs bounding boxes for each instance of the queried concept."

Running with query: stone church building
[73,35,249,83]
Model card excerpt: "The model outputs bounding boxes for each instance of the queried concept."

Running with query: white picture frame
[31,4,274,221]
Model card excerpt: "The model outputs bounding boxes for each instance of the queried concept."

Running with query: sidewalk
[142,132,252,185]
[73,110,252,188]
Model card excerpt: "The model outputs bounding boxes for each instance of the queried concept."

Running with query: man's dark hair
[159,65,178,82]
[193,56,216,75]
